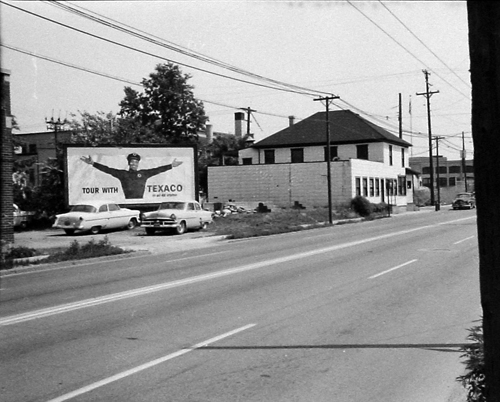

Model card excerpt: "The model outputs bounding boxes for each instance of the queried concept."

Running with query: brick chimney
[234,112,245,138]
[1,68,14,252]
[289,115,295,126]
[205,124,213,144]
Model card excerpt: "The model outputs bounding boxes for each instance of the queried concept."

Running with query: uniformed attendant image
[80,153,183,199]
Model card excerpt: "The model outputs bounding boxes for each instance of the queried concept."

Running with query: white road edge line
[454,236,475,245]
[369,259,418,279]
[1,216,474,326]
[45,323,256,402]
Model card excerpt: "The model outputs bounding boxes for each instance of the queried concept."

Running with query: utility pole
[398,93,403,139]
[45,115,68,158]
[416,70,439,207]
[433,136,445,211]
[461,131,468,192]
[314,95,340,225]
[240,107,256,139]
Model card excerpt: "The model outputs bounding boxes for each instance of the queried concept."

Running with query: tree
[68,111,117,146]
[118,63,207,145]
[467,2,500,400]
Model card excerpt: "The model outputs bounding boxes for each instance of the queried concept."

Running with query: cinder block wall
[207,161,354,208]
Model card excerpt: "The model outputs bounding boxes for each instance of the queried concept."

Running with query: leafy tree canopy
[119,63,208,145]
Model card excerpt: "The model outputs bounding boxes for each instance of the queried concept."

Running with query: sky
[1,1,472,160]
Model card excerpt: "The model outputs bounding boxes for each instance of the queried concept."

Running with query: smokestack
[205,124,213,143]
[289,115,295,127]
[235,112,245,138]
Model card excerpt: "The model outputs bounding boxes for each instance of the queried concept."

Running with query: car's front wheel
[127,218,138,230]
[175,221,187,235]
[90,226,101,235]
[199,221,209,230]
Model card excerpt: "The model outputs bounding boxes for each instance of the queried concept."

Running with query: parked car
[141,200,213,235]
[13,204,32,230]
[452,192,476,210]
[53,200,141,235]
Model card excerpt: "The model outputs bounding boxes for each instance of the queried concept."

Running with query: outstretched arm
[80,155,94,165]
[172,158,183,168]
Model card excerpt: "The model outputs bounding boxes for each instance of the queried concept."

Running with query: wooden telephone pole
[314,95,339,224]
[416,70,439,207]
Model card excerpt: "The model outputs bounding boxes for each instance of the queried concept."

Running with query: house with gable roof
[207,110,418,210]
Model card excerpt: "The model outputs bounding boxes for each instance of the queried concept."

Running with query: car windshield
[71,205,97,213]
[456,193,471,199]
[159,202,186,210]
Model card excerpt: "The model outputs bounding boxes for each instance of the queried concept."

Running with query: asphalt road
[1,209,479,401]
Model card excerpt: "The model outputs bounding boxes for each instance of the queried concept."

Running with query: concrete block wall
[208,161,356,208]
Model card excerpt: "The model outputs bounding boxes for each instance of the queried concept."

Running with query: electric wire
[46,1,335,98]
[347,0,470,100]
[1,1,325,97]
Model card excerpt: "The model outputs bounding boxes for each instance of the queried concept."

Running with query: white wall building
[208,110,417,210]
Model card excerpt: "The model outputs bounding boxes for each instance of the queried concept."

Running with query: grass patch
[2,236,128,270]
[209,207,360,239]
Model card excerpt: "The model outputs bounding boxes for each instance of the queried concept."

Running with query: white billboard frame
[64,145,198,207]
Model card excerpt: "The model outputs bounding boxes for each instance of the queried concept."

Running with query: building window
[438,177,448,187]
[375,178,380,196]
[291,148,304,163]
[28,144,37,154]
[356,144,369,160]
[362,177,368,196]
[422,178,431,188]
[438,166,447,174]
[449,177,456,186]
[401,148,405,167]
[449,166,461,174]
[242,158,252,165]
[369,178,374,196]
[422,166,431,174]
[264,150,275,164]
[355,177,361,196]
[324,146,338,161]
[466,165,474,173]
[389,145,393,166]
[398,176,406,196]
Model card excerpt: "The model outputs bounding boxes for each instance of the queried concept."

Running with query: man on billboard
[80,152,183,199]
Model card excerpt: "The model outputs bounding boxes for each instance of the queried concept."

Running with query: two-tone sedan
[452,192,476,210]
[141,200,213,235]
[53,200,141,235]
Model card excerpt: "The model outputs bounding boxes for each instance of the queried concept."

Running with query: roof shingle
[253,110,411,148]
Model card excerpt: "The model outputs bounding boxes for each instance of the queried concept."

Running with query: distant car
[53,200,141,235]
[141,200,213,235]
[452,192,476,210]
[13,204,31,230]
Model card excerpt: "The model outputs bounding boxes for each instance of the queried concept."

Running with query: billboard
[65,145,197,206]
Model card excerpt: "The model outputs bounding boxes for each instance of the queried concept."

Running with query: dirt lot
[13,227,226,255]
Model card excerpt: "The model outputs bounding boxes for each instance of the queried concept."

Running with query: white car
[141,200,213,235]
[53,200,141,235]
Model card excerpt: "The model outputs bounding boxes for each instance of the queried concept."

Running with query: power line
[347,0,470,100]
[2,1,326,97]
[378,1,471,89]
[47,1,335,98]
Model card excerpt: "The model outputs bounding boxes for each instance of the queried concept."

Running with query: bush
[46,236,124,262]
[5,246,38,259]
[414,187,431,206]
[457,321,485,402]
[350,196,372,217]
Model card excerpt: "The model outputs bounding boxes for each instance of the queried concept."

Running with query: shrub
[414,187,431,206]
[457,321,485,402]
[5,246,38,259]
[350,196,372,217]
